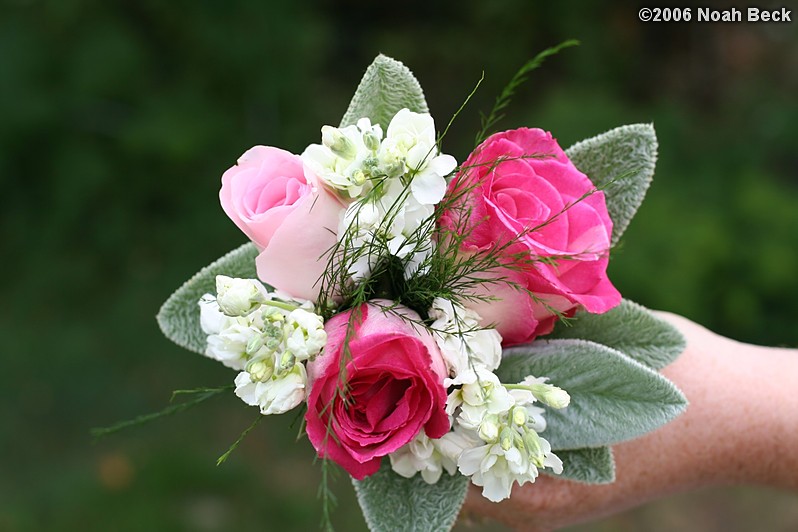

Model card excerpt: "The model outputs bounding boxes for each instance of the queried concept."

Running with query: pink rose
[220,146,344,301]
[441,128,621,345]
[305,301,449,480]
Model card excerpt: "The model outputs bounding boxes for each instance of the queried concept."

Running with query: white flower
[383,109,437,169]
[234,362,307,415]
[390,431,452,484]
[390,424,488,485]
[429,298,503,377]
[456,430,562,502]
[440,365,570,502]
[199,293,256,370]
[302,118,383,198]
[215,275,268,317]
[198,282,328,378]
[205,319,258,371]
[435,425,482,469]
[458,443,522,502]
[410,152,457,205]
[445,368,514,431]
[198,294,231,335]
[309,110,456,283]
[284,308,327,362]
[380,109,456,206]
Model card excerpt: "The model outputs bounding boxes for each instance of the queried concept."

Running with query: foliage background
[2,0,796,530]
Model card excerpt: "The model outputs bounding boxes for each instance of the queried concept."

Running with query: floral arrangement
[115,47,688,531]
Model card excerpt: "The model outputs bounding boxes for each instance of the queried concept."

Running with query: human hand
[459,312,798,531]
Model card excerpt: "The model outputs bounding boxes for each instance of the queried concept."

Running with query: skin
[460,312,798,531]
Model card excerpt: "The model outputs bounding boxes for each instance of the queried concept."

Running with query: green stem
[216,415,263,466]
[91,386,233,440]
[262,299,301,312]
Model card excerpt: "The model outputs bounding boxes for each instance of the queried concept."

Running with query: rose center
[351,375,410,430]
[243,174,308,218]
[494,188,551,228]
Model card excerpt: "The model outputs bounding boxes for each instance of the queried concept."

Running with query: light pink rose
[305,301,449,480]
[440,128,621,345]
[220,146,344,301]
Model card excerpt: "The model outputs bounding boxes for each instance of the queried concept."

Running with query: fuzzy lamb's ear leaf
[555,447,615,484]
[549,299,685,370]
[353,463,469,532]
[497,339,687,450]
[565,123,657,246]
[340,54,429,131]
[157,243,259,354]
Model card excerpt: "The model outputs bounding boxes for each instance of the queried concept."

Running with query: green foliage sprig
[91,385,233,440]
[475,39,580,146]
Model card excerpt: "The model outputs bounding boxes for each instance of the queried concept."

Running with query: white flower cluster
[198,276,327,415]
[429,297,503,376]
[389,298,570,502]
[444,370,567,502]
[302,109,457,280]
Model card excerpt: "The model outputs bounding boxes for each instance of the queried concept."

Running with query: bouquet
[115,46,687,531]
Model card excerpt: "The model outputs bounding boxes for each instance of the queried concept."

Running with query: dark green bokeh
[2,1,796,530]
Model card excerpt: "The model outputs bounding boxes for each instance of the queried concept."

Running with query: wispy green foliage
[216,415,263,466]
[318,459,340,531]
[475,39,580,146]
[91,386,233,440]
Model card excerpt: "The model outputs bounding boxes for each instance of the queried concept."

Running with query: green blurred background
[2,0,796,530]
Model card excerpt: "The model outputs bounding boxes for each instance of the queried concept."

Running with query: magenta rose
[305,301,449,480]
[220,146,344,301]
[440,128,621,345]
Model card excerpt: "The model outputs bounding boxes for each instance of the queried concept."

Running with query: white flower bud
[246,334,265,356]
[215,276,267,317]
[362,130,380,152]
[539,386,571,409]
[276,350,296,375]
[521,376,571,409]
[511,406,528,426]
[500,427,516,451]
[266,337,281,350]
[352,169,367,186]
[478,414,500,442]
[246,356,274,382]
[321,126,357,159]
[523,429,545,467]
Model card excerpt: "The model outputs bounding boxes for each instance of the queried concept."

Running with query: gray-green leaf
[156,243,259,354]
[554,447,615,484]
[565,123,658,246]
[498,339,687,450]
[340,54,429,131]
[353,463,469,532]
[549,299,685,370]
